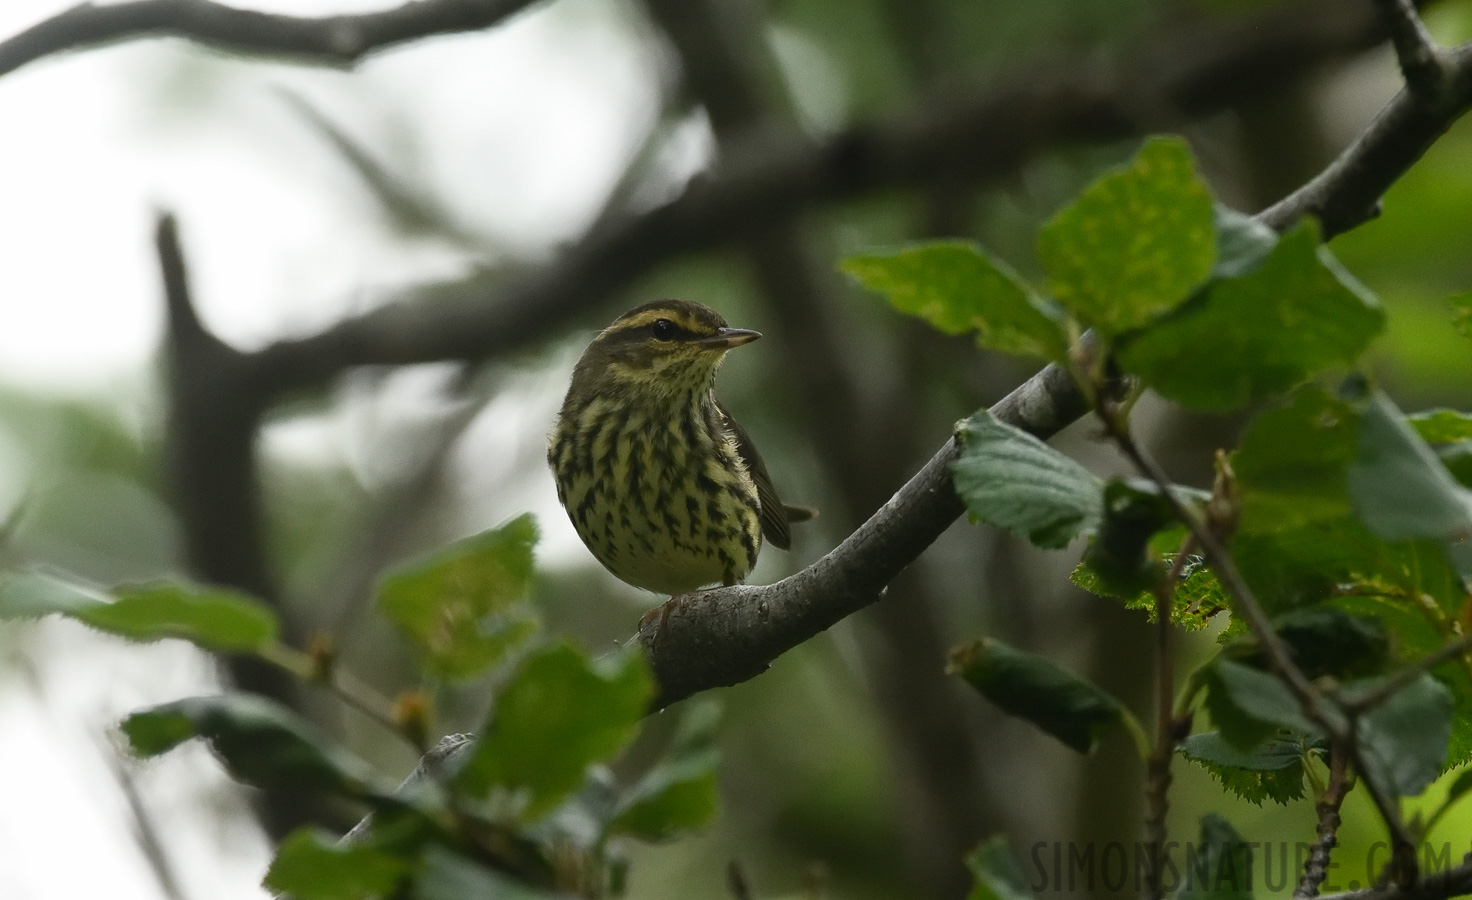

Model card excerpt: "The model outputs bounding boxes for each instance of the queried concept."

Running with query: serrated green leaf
[1179,732,1310,806]
[1351,673,1453,796]
[842,242,1067,360]
[952,411,1102,549]
[966,835,1035,900]
[264,827,409,900]
[0,572,278,653]
[1117,224,1384,411]
[122,694,388,799]
[1038,136,1216,334]
[1071,556,1227,631]
[1349,393,1472,553]
[949,638,1124,753]
[455,642,652,821]
[1410,409,1472,444]
[1450,290,1472,340]
[1177,814,1255,900]
[377,515,540,680]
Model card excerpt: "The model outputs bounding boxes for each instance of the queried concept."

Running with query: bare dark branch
[1374,0,1454,98]
[0,0,542,80]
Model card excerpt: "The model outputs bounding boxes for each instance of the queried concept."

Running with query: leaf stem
[258,642,414,750]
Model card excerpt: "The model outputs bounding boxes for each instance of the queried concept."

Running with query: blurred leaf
[1177,814,1255,900]
[966,835,1035,900]
[949,638,1124,753]
[1203,660,1332,751]
[415,846,561,900]
[1443,443,1472,488]
[0,571,277,653]
[1179,732,1310,806]
[1212,206,1278,280]
[842,241,1067,360]
[607,749,719,842]
[377,515,540,680]
[1038,136,1215,334]
[952,411,1102,549]
[1444,768,1472,804]
[1233,388,1359,532]
[1353,673,1453,796]
[455,642,652,821]
[1349,393,1472,555]
[264,827,409,900]
[1117,225,1384,411]
[122,694,388,799]
[1410,409,1472,444]
[1451,289,1472,340]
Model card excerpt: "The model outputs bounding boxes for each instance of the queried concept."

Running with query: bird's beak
[698,327,762,350]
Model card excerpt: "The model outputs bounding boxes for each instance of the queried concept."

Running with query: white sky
[0,0,689,896]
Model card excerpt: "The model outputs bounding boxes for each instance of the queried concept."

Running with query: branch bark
[0,0,542,79]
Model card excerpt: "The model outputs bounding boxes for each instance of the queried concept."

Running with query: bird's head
[571,299,761,400]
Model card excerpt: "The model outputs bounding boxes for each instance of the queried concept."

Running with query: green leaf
[455,642,653,821]
[1450,289,1472,340]
[1410,409,1472,444]
[952,410,1103,549]
[1222,608,1389,681]
[1349,393,1472,549]
[1444,768,1472,805]
[1352,673,1453,796]
[415,846,559,900]
[1117,224,1384,411]
[1203,660,1335,751]
[1212,206,1278,280]
[607,749,719,842]
[842,242,1067,360]
[377,515,540,680]
[1233,387,1359,532]
[263,827,409,900]
[1071,556,1226,631]
[949,638,1124,754]
[1176,814,1255,900]
[966,835,1036,900]
[0,571,278,653]
[122,694,388,799]
[1038,136,1216,334]
[1179,732,1310,806]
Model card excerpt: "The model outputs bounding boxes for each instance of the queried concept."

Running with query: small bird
[548,299,813,595]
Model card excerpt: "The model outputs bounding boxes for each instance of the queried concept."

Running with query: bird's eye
[651,318,677,341]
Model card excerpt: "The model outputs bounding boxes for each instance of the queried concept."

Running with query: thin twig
[1143,533,1195,900]
[1341,630,1472,713]
[1297,744,1351,899]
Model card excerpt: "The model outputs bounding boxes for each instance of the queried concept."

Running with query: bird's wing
[718,401,793,550]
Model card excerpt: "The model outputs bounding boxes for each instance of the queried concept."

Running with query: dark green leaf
[1352,673,1453,796]
[0,572,278,653]
[1349,393,1472,547]
[841,242,1067,360]
[949,638,1124,753]
[952,410,1102,549]
[1450,289,1472,340]
[1444,768,1472,805]
[1117,224,1384,411]
[263,827,409,900]
[1037,136,1216,334]
[1179,732,1309,806]
[455,642,652,821]
[1410,409,1472,444]
[1233,388,1359,532]
[1440,442,1472,488]
[415,846,561,900]
[122,694,388,799]
[377,515,540,680]
[1176,814,1255,900]
[1222,608,1389,681]
[1203,660,1334,751]
[966,835,1036,900]
[607,749,719,842]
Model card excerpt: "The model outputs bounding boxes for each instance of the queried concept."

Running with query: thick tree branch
[0,0,542,79]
